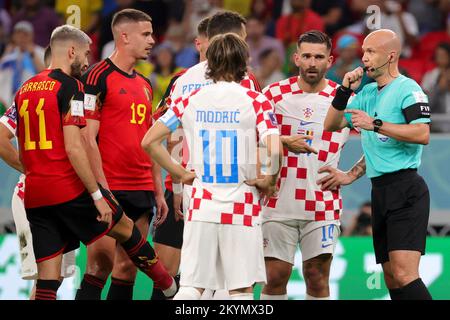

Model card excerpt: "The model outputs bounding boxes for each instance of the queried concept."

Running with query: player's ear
[122,31,129,45]
[68,45,76,60]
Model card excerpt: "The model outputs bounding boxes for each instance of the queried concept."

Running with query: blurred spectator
[311,0,345,36]
[376,0,419,58]
[246,15,284,70]
[223,0,252,17]
[99,0,136,51]
[0,14,10,57]
[255,48,284,88]
[422,42,450,132]
[184,0,221,41]
[0,21,45,105]
[327,34,371,92]
[250,0,276,36]
[165,23,198,68]
[11,0,62,48]
[343,201,372,236]
[150,42,183,107]
[408,0,449,35]
[55,0,102,33]
[275,0,324,47]
[276,0,324,76]
[0,7,11,35]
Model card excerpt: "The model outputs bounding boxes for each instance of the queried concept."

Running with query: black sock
[107,277,134,300]
[401,278,432,300]
[151,275,180,300]
[35,279,60,300]
[388,288,404,300]
[120,226,173,291]
[75,274,106,300]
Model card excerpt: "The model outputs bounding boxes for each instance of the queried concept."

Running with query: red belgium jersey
[15,69,86,208]
[82,59,154,191]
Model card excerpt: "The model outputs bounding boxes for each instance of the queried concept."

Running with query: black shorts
[111,190,155,222]
[153,190,184,249]
[26,186,123,263]
[371,169,430,264]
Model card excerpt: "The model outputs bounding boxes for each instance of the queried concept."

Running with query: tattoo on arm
[349,155,366,180]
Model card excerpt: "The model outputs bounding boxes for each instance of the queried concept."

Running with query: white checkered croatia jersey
[168,61,260,106]
[262,77,350,221]
[159,81,279,226]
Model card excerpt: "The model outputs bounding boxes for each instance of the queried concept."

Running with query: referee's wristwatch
[372,119,383,132]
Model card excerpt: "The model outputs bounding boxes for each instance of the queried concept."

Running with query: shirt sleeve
[158,89,200,132]
[400,81,431,124]
[58,78,86,128]
[80,63,107,121]
[253,94,280,143]
[0,103,17,135]
[153,73,181,122]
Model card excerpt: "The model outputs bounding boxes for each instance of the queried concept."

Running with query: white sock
[230,293,253,300]
[305,293,330,300]
[162,277,178,297]
[260,293,288,300]
[173,286,202,300]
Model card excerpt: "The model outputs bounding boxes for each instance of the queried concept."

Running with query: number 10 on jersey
[199,129,238,184]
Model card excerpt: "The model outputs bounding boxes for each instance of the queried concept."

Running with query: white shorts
[262,219,340,263]
[12,176,76,280]
[179,220,266,291]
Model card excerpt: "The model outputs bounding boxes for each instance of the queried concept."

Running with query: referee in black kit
[323,29,432,300]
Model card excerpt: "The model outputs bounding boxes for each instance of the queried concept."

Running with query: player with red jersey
[75,9,174,300]
[14,24,177,300]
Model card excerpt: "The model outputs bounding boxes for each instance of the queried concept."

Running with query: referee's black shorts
[153,190,184,249]
[371,169,430,264]
[111,190,156,222]
[26,186,123,263]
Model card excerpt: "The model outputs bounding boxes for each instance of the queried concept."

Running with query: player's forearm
[0,140,23,172]
[264,134,283,185]
[151,161,165,197]
[324,107,347,131]
[147,141,189,182]
[377,122,429,145]
[65,128,100,193]
[346,155,366,182]
[81,128,108,187]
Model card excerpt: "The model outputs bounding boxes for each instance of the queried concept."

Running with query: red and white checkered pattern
[169,61,261,106]
[0,104,17,135]
[262,77,350,221]
[187,184,262,227]
[160,81,279,226]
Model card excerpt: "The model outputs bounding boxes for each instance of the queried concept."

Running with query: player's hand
[94,198,113,226]
[245,178,278,205]
[282,135,317,154]
[180,171,196,185]
[173,193,184,221]
[342,67,364,91]
[317,166,355,191]
[345,109,374,131]
[153,194,169,228]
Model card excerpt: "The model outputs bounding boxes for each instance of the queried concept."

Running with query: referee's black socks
[401,278,433,300]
